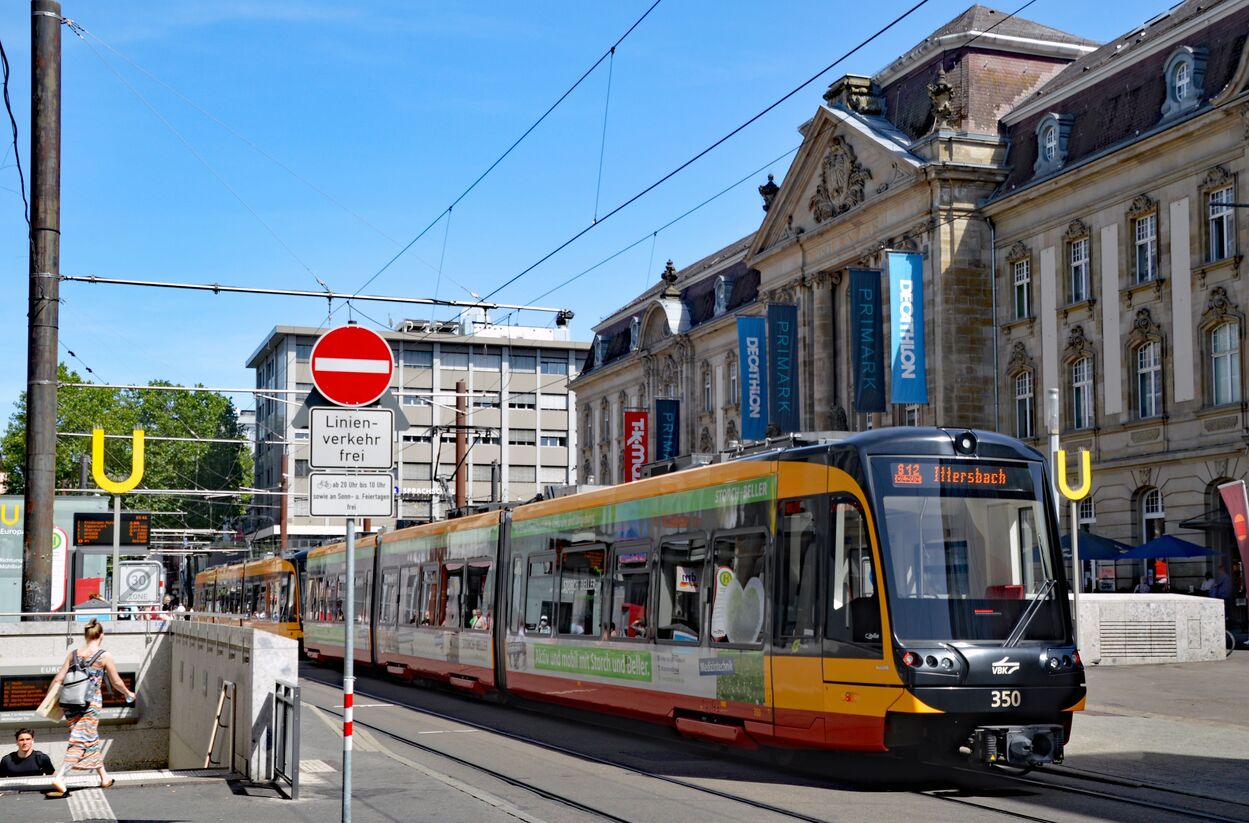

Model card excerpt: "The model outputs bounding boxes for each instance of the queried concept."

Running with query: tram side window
[508,556,525,633]
[557,548,604,636]
[657,538,705,642]
[401,566,421,624]
[464,561,492,629]
[353,572,372,624]
[443,564,464,627]
[379,571,399,625]
[418,565,439,626]
[305,577,319,621]
[525,557,555,632]
[609,546,650,639]
[776,497,820,645]
[826,498,882,656]
[710,532,767,645]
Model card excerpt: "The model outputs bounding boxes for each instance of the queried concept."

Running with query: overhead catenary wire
[476,0,933,305]
[352,0,664,298]
[0,34,29,230]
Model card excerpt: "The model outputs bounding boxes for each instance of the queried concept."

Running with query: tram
[193,555,303,642]
[298,428,1084,767]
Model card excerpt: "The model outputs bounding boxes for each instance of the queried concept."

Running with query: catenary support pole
[342,515,355,823]
[22,0,63,617]
[455,380,467,509]
[110,495,120,604]
[1071,500,1081,645]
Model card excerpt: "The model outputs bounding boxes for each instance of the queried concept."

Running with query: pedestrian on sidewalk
[0,728,55,778]
[41,618,137,797]
[1211,564,1235,625]
[1133,578,1152,594]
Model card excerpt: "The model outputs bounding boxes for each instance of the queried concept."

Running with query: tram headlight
[901,651,920,668]
[953,430,978,455]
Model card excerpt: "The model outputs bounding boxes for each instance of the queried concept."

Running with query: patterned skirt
[63,697,103,771]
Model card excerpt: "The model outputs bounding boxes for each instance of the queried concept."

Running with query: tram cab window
[776,497,820,646]
[443,564,464,627]
[609,545,650,639]
[710,532,767,645]
[464,561,493,629]
[279,575,294,622]
[525,557,555,632]
[379,571,400,625]
[658,538,705,642]
[825,497,883,656]
[418,565,439,626]
[557,548,604,636]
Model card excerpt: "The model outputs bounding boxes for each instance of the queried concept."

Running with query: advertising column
[737,316,769,441]
[888,251,928,405]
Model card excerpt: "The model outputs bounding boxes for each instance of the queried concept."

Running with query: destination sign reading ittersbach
[309,407,394,470]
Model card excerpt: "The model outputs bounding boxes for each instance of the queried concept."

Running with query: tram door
[821,493,893,687]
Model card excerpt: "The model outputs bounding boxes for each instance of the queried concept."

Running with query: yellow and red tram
[297,428,1084,765]
[193,555,302,642]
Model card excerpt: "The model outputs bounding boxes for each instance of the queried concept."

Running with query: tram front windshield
[871,458,1065,643]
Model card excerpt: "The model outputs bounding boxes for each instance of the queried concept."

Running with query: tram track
[1038,762,1249,812]
[304,668,1221,823]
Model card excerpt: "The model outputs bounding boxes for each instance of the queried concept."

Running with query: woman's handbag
[35,688,60,719]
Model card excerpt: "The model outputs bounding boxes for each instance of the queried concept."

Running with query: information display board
[0,673,135,711]
[73,512,151,546]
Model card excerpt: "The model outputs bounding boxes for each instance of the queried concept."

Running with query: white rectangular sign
[310,407,394,469]
[309,472,395,518]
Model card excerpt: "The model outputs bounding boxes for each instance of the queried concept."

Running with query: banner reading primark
[888,251,928,405]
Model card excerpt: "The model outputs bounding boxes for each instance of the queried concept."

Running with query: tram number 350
[990,690,1022,708]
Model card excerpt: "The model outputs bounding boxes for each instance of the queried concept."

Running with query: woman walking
[42,618,136,797]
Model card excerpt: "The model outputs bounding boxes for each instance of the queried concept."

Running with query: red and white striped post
[342,516,355,822]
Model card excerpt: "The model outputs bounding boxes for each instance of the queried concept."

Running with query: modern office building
[245,318,588,548]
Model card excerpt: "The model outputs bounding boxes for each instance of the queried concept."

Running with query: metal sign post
[342,515,355,823]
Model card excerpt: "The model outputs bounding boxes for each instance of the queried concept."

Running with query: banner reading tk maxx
[623,410,649,482]
[737,316,769,441]
[888,251,928,405]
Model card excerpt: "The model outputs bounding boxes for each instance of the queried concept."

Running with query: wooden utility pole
[22,0,62,616]
[454,380,467,509]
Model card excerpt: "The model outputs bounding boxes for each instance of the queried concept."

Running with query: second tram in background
[193,555,303,643]
[295,427,1084,767]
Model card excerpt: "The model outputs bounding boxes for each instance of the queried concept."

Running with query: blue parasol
[1061,532,1132,561]
[1121,534,1219,560]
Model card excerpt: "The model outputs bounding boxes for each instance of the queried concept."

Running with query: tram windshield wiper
[1003,578,1057,648]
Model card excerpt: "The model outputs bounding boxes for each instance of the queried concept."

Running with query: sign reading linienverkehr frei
[309,407,393,470]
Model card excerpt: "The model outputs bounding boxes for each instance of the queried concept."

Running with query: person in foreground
[42,618,137,797]
[0,728,55,778]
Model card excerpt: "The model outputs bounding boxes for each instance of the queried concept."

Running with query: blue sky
[0,1,1144,415]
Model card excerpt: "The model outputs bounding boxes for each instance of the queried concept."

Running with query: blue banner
[737,316,769,441]
[767,304,799,433]
[850,269,885,412]
[655,399,680,461]
[888,251,928,405]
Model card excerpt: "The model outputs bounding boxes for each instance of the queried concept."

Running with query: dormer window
[1161,46,1207,120]
[595,335,608,363]
[713,275,732,317]
[1032,113,1072,177]
[629,316,640,351]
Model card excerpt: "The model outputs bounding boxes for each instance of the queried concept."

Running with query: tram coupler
[970,725,1064,767]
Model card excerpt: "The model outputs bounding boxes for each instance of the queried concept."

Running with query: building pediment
[748,105,924,262]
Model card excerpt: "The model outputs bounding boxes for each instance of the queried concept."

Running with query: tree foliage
[1,364,254,530]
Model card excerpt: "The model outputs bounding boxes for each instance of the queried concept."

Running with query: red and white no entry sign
[310,324,395,407]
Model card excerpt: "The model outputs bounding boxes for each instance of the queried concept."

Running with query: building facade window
[1140,488,1165,542]
[1069,236,1089,303]
[508,429,536,446]
[727,355,738,404]
[540,355,568,375]
[540,434,567,447]
[1161,46,1207,120]
[1015,371,1034,439]
[1013,259,1031,319]
[1209,186,1236,262]
[507,392,536,410]
[1136,341,1162,418]
[1078,497,1095,528]
[1071,356,1093,430]
[702,367,713,412]
[903,405,920,426]
[1211,321,1241,406]
[401,347,433,369]
[1134,213,1157,284]
[1032,113,1072,177]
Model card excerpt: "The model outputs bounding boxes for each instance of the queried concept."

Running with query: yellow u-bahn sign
[1056,449,1091,501]
[91,428,145,494]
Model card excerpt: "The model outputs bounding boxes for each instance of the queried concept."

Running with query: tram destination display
[880,460,1035,495]
[73,512,151,546]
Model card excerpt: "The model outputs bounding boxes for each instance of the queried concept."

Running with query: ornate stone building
[572,2,1249,616]
[983,0,1249,605]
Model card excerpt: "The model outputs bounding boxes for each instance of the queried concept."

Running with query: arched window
[1161,46,1207,120]
[1077,497,1095,528]
[1015,370,1035,439]
[1139,488,1165,542]
[1042,125,1057,161]
[1211,321,1241,405]
[1136,341,1162,418]
[1071,356,1094,430]
[1173,61,1190,101]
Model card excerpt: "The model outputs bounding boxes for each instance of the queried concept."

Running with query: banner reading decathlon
[888,251,928,405]
[767,304,799,434]
[850,268,885,412]
[737,316,769,441]
[622,410,648,482]
[655,399,680,461]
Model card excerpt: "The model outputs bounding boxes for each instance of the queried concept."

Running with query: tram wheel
[989,762,1035,777]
